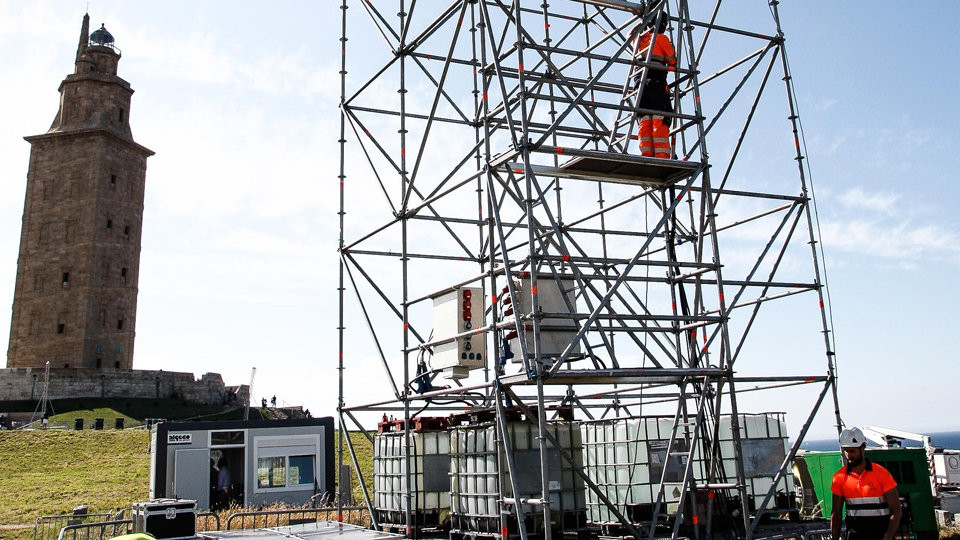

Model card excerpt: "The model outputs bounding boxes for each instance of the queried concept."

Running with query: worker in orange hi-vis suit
[632,13,676,158]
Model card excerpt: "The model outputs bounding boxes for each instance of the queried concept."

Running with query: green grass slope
[0,429,372,539]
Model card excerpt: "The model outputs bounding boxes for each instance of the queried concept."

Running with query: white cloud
[820,218,960,262]
[837,187,900,213]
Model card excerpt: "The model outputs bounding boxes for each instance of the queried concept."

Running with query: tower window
[117,318,124,330]
[96,358,102,368]
[62,271,70,284]
[120,267,127,282]
[118,109,125,122]
[110,174,117,185]
[57,323,65,334]
[115,361,120,369]
[124,225,130,236]
[106,219,112,229]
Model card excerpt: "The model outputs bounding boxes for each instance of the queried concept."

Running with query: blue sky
[0,1,957,440]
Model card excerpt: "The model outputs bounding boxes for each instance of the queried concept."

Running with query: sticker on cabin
[168,432,192,445]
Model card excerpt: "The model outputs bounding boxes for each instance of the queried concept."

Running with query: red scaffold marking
[805,377,816,383]
[518,63,524,73]
[364,130,370,136]
[337,513,343,522]
[403,322,409,330]
[401,149,405,156]
[672,302,676,311]
[340,182,344,189]
[819,300,824,308]
[562,254,570,262]
[531,285,538,295]
[501,526,509,538]
[795,137,800,147]
[719,292,725,303]
[556,147,564,154]
[513,168,522,174]
[693,515,699,525]
[483,92,488,101]
[545,23,550,29]
[492,294,498,303]
[676,193,683,201]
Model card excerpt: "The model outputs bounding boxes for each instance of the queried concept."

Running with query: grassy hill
[1,397,257,428]
[0,427,373,540]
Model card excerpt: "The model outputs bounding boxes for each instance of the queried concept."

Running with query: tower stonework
[6,15,153,370]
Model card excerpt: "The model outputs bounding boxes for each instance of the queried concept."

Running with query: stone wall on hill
[0,367,246,406]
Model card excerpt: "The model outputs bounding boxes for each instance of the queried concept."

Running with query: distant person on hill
[831,427,902,540]
[271,395,277,407]
[41,410,50,429]
[262,397,267,408]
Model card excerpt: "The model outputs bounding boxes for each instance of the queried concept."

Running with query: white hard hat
[839,426,866,448]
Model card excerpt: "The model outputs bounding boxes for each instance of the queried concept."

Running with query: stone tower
[6,14,153,370]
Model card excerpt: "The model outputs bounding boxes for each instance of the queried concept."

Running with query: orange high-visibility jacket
[635,31,677,70]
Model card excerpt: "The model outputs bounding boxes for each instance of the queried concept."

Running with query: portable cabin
[149,417,334,510]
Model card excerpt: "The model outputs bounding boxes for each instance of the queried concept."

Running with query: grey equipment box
[132,498,197,539]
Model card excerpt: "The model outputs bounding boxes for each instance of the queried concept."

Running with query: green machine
[795,448,937,540]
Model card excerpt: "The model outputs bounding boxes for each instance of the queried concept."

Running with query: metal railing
[34,511,125,540]
[197,511,221,531]
[225,506,368,530]
[55,519,131,540]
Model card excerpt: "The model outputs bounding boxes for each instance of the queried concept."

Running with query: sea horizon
[798,429,960,452]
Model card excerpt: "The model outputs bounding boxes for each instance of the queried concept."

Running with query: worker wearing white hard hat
[830,427,902,540]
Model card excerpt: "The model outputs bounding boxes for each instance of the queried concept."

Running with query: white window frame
[253,434,321,494]
[208,429,247,449]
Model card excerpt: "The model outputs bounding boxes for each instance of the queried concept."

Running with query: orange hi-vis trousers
[638,115,671,158]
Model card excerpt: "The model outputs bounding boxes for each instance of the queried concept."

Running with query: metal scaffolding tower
[337,0,841,538]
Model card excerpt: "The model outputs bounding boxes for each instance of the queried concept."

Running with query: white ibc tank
[373,424,451,527]
[717,413,794,507]
[580,413,793,524]
[449,420,586,535]
[581,416,705,523]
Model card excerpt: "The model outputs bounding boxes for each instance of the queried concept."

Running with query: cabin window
[211,431,245,446]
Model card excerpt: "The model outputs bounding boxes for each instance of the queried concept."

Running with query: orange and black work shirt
[831,460,897,539]
[634,32,677,71]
